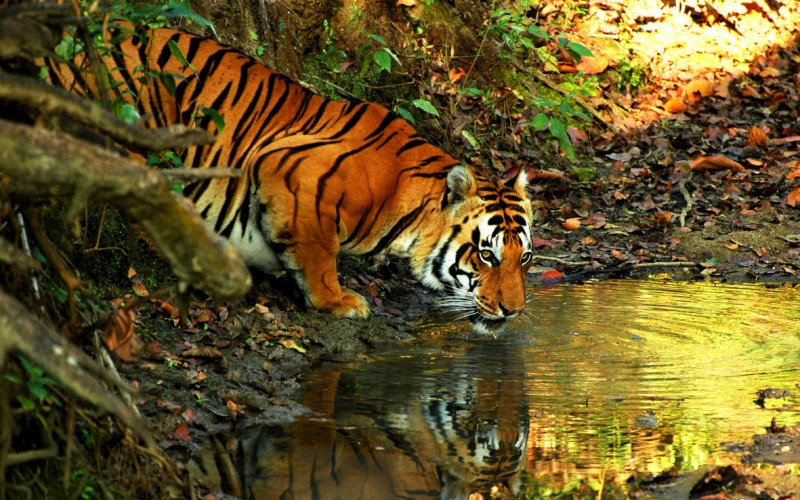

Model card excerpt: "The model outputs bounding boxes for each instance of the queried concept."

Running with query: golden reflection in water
[509,280,800,493]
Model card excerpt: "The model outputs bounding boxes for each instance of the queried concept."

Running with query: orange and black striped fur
[50,24,534,333]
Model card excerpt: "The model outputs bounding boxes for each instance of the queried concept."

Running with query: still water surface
[220,281,800,498]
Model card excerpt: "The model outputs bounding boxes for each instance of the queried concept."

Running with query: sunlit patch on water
[193,280,800,498]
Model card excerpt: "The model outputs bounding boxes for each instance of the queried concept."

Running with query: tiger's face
[418,166,533,334]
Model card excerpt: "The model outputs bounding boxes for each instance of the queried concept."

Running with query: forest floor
[115,2,800,499]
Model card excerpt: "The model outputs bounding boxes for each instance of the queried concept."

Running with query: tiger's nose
[499,303,523,318]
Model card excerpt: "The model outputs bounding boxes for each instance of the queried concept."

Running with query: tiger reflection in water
[189,342,529,499]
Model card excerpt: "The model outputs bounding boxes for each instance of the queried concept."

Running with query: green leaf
[395,106,415,125]
[4,374,23,384]
[116,103,141,124]
[167,39,191,69]
[527,25,551,39]
[373,49,392,73]
[158,72,177,96]
[549,117,567,140]
[531,113,549,130]
[27,382,49,401]
[567,41,593,58]
[461,129,479,149]
[17,396,35,411]
[368,33,387,45]
[412,98,439,117]
[199,106,225,133]
[249,31,259,41]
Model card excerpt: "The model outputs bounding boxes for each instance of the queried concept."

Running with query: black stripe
[431,226,461,282]
[366,202,428,256]
[396,137,427,156]
[157,33,182,69]
[185,36,204,63]
[364,111,398,141]
[326,102,370,140]
[314,136,382,221]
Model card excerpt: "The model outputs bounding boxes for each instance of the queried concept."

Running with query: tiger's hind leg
[280,241,371,319]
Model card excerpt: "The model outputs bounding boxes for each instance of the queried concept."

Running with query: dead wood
[0,118,251,299]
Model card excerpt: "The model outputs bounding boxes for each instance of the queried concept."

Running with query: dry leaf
[104,308,143,362]
[788,187,800,208]
[759,67,780,78]
[449,67,466,83]
[172,422,191,442]
[181,347,224,359]
[562,217,581,231]
[540,269,564,282]
[664,97,686,114]
[226,399,240,421]
[787,168,800,180]
[575,55,609,75]
[689,155,745,172]
[685,79,715,104]
[747,126,768,147]
[396,0,416,5]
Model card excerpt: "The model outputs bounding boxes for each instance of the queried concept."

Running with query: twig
[677,174,693,227]
[629,261,701,269]
[531,255,590,266]
[161,168,243,181]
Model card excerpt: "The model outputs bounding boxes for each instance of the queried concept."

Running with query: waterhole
[197,281,800,498]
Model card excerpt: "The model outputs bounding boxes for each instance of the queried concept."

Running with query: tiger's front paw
[329,289,371,319]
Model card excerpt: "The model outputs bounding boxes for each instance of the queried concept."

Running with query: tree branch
[0,73,215,152]
[0,118,251,299]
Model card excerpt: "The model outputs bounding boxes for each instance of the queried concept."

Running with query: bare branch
[0,73,215,152]
[0,118,251,299]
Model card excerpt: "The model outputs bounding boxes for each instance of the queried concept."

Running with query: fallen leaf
[759,67,780,78]
[533,236,557,249]
[181,347,224,359]
[562,217,581,231]
[685,79,714,104]
[104,308,143,362]
[747,126,768,146]
[449,67,466,83]
[172,422,191,442]
[788,187,800,208]
[226,399,241,421]
[575,55,608,75]
[396,0,416,5]
[664,97,686,114]
[690,155,745,172]
[278,339,307,354]
[539,269,564,282]
[787,168,800,180]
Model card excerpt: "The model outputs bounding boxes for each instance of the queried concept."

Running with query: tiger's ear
[446,165,476,205]
[505,167,529,196]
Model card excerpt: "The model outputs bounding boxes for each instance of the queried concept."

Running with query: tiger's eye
[521,251,532,265]
[480,249,494,261]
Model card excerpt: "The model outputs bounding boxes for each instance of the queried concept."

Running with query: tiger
[48,22,534,333]
[188,341,529,499]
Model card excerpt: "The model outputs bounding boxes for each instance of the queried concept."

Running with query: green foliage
[102,0,215,33]
[483,0,596,161]
[4,355,61,427]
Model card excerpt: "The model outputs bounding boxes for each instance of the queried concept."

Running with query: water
[201,281,800,498]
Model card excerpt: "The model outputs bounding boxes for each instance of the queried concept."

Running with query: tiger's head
[416,165,533,334]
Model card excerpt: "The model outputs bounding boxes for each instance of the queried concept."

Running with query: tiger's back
[50,23,534,332]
